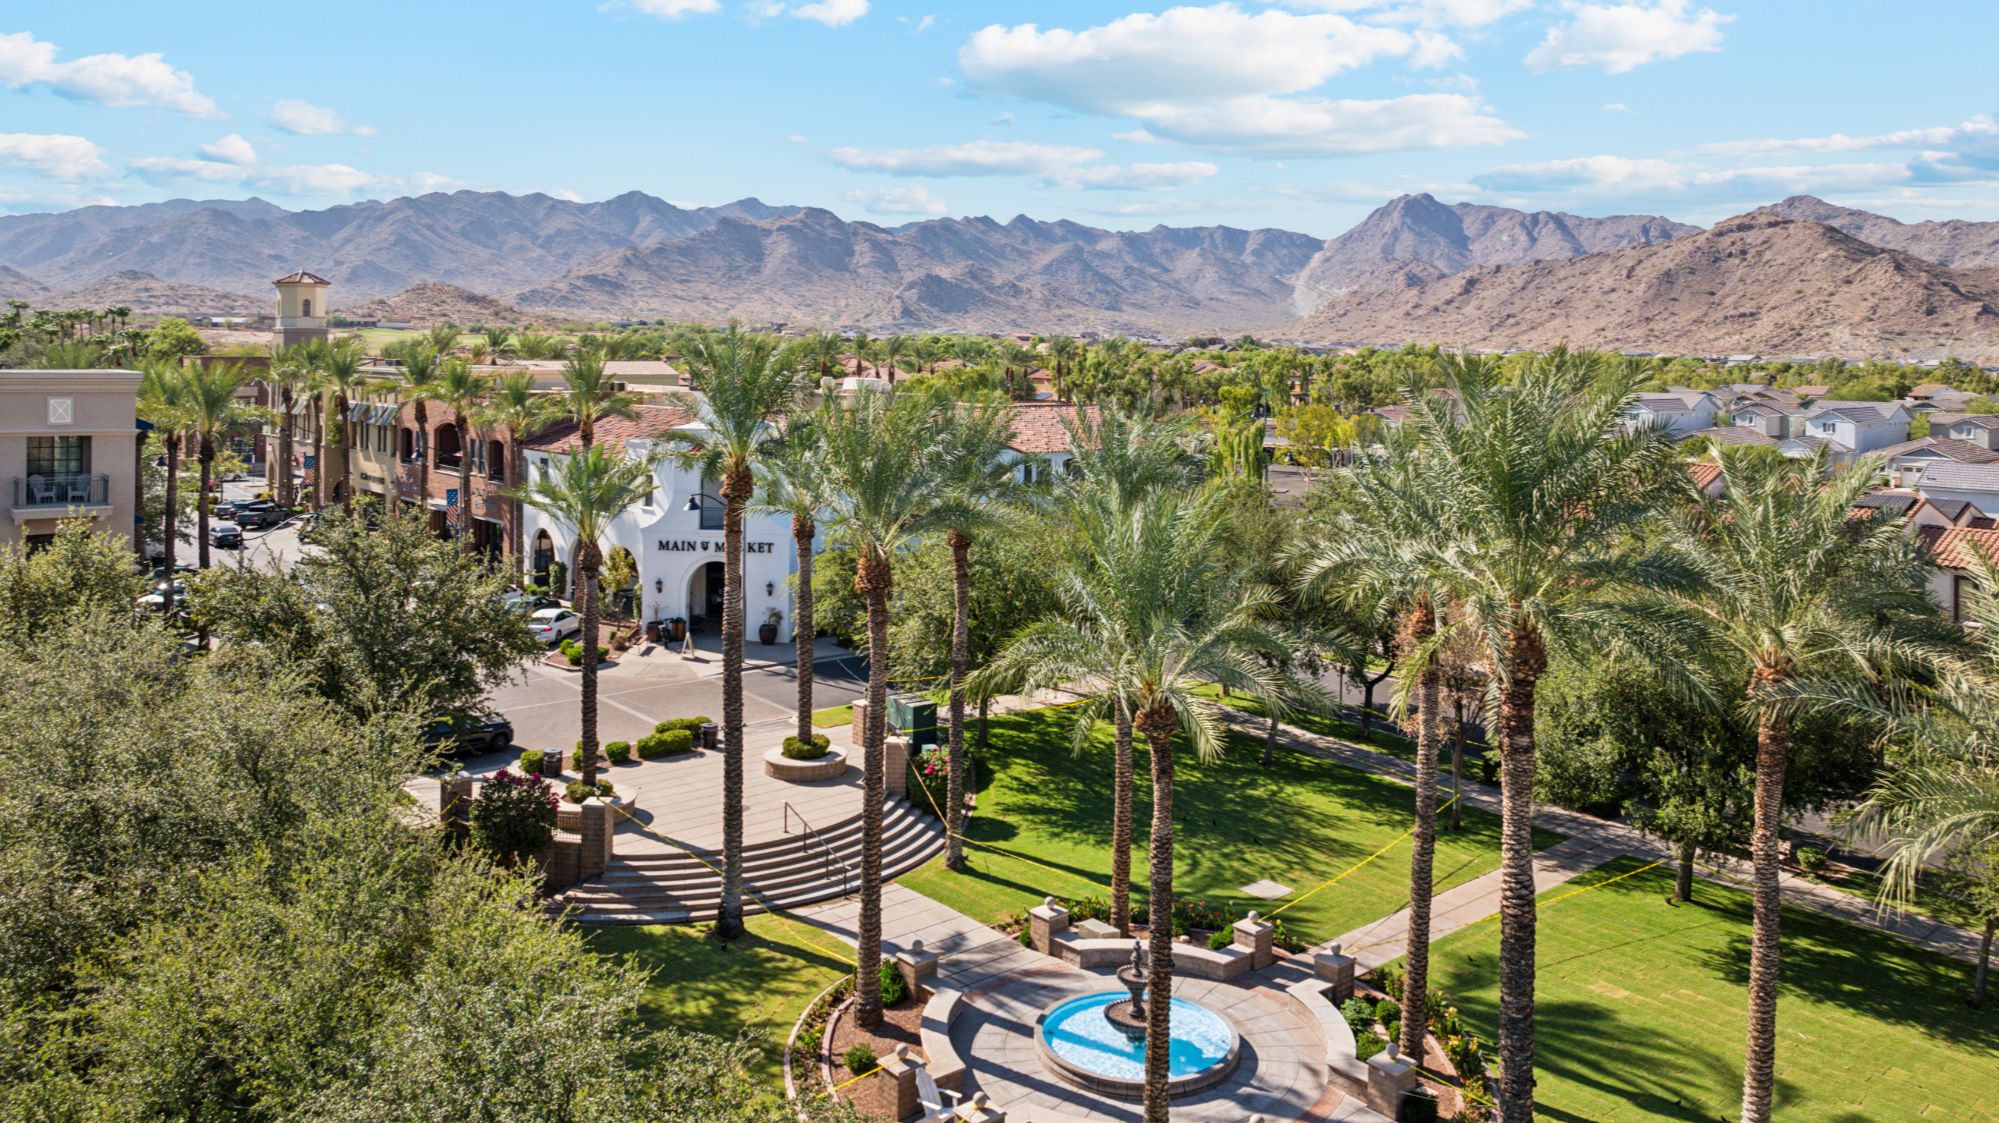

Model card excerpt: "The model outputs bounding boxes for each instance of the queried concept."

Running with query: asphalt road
[487,648,869,754]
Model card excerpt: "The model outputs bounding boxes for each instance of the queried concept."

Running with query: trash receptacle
[645,619,663,643]
[886,692,938,749]
[699,721,718,751]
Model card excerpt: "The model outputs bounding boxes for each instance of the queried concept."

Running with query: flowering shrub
[469,769,557,866]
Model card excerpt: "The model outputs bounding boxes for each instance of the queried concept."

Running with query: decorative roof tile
[1007,401,1100,455]
[523,403,696,454]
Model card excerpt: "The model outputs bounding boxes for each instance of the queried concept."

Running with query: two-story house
[3,368,143,550]
[1624,391,1720,437]
[1792,400,1913,460]
[1730,400,1805,440]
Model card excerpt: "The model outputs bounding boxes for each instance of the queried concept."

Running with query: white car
[526,607,581,644]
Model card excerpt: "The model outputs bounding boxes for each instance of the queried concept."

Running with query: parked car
[501,589,557,614]
[422,712,515,757]
[211,501,238,522]
[208,522,243,549]
[526,606,582,643]
[137,579,188,612]
[233,501,285,529]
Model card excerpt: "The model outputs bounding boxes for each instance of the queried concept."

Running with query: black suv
[422,713,515,757]
[233,501,286,529]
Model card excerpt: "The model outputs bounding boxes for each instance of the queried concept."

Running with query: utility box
[886,692,938,749]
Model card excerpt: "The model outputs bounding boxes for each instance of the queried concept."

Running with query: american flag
[444,487,460,529]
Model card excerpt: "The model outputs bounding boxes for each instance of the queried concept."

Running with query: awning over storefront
[369,403,399,425]
[346,401,370,422]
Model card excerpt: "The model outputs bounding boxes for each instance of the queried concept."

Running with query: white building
[518,404,801,643]
[1795,401,1912,459]
[1625,391,1720,437]
[1910,461,1999,517]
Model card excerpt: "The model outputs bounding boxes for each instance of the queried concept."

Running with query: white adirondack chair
[911,1053,963,1123]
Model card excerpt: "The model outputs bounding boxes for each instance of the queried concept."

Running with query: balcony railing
[13,473,109,509]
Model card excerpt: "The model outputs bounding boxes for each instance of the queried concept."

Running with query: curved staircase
[555,797,945,925]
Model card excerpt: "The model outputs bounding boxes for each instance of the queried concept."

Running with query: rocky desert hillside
[338,283,528,326]
[1297,213,1999,360]
[1761,195,1999,271]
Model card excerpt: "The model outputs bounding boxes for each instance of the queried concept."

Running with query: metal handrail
[782,801,854,896]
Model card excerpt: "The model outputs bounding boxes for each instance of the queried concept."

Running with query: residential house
[1933,413,1999,451]
[1794,400,1913,460]
[1003,401,1098,484]
[1911,461,1999,514]
[1730,400,1805,440]
[2,368,143,549]
[1625,391,1719,436]
[1918,525,1999,622]
[1874,436,1999,487]
[1681,425,1780,450]
[1853,489,1956,531]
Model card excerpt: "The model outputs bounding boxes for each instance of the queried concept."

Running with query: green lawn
[587,915,851,1085]
[899,707,1562,946]
[1418,858,1999,1122]
[1194,683,1423,762]
[811,704,853,729]
[1809,864,1992,934]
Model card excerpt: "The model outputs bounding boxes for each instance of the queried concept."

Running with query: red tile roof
[1687,462,1723,491]
[1926,526,1999,570]
[1007,401,1099,455]
[523,403,695,454]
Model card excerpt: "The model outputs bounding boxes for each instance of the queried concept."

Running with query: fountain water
[1034,942,1242,1099]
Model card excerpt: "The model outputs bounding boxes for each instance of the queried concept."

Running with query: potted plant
[759,606,782,646]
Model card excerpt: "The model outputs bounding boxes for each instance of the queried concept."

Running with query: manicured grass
[1809,864,1992,934]
[1418,858,1999,1121]
[588,915,851,1085]
[1195,683,1422,763]
[899,707,1563,946]
[811,704,852,729]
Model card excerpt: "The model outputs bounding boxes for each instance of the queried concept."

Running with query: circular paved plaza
[951,965,1341,1121]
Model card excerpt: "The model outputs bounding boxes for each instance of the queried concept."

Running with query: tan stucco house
[2,368,143,548]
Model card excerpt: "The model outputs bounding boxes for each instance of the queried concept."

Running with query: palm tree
[1296,423,1448,1061]
[931,394,1028,871]
[267,344,315,508]
[478,371,557,584]
[668,325,812,940]
[753,416,835,749]
[809,386,959,1030]
[1046,335,1080,401]
[394,344,446,509]
[878,334,909,386]
[978,486,1288,1122]
[480,324,513,361]
[181,362,253,572]
[1655,446,1947,1123]
[422,359,493,556]
[514,445,659,788]
[1388,350,1679,1122]
[802,330,844,385]
[557,347,639,451]
[138,361,188,611]
[315,337,372,516]
[425,321,461,355]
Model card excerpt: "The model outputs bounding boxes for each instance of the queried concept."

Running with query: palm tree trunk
[1974,917,1994,1008]
[854,550,891,1030]
[457,414,474,554]
[946,528,972,870]
[1740,708,1789,1123]
[1450,697,1466,833]
[510,438,527,586]
[793,515,816,744]
[716,468,752,940]
[277,388,293,507]
[414,402,430,523]
[1112,704,1135,936]
[1496,624,1546,1123]
[1400,601,1440,1061]
[578,545,602,788]
[196,440,214,570]
[1676,840,1697,903]
[1136,704,1177,1123]
[312,399,327,513]
[161,434,180,612]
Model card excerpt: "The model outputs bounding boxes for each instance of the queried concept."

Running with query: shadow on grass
[588,921,849,1055]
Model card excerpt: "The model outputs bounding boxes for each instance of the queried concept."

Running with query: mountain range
[1,189,1997,356]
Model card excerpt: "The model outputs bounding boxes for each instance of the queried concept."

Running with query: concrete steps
[555,798,945,925]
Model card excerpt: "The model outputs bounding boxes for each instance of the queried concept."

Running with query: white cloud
[761,0,868,26]
[1275,0,1534,27]
[785,133,809,144]
[828,140,1105,177]
[1112,129,1164,144]
[0,132,111,180]
[629,0,723,16]
[991,112,1016,127]
[1525,1,1730,74]
[547,188,585,202]
[130,156,469,197]
[904,14,937,33]
[1601,102,1630,113]
[198,134,257,165]
[0,31,217,116]
[958,5,1518,157]
[1473,154,1910,199]
[266,99,377,137]
[1046,161,1220,190]
[843,185,948,216]
[1695,115,1997,158]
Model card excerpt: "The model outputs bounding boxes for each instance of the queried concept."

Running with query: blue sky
[2,1,1995,236]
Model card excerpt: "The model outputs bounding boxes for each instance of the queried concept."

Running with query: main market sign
[656,538,777,554]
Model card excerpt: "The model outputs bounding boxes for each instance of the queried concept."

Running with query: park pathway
[793,882,1054,994]
[1217,706,1992,967]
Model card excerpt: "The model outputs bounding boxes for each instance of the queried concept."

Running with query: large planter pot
[763,745,849,782]
[759,622,779,646]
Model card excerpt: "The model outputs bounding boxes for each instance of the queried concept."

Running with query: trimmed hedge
[653,716,712,736]
[605,740,631,765]
[518,748,547,775]
[782,733,831,760]
[638,729,694,758]
[564,778,615,804]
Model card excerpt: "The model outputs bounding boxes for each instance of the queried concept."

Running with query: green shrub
[563,778,615,804]
[782,733,831,760]
[1375,997,1400,1025]
[842,1043,877,1075]
[1377,963,1405,999]
[796,1025,823,1060]
[1354,1033,1385,1061]
[653,716,712,736]
[468,769,557,865]
[879,961,906,1006]
[1017,926,1033,948]
[637,729,694,758]
[1207,928,1234,951]
[1400,1087,1439,1123]
[559,639,579,659]
[1796,845,1829,873]
[604,740,631,765]
[518,748,546,775]
[1339,997,1375,1031]
[1381,1015,1400,1044]
[564,642,607,667]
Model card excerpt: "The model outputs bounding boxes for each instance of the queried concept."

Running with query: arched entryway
[531,529,556,591]
[687,560,724,634]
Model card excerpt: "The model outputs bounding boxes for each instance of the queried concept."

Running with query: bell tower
[272,270,330,349]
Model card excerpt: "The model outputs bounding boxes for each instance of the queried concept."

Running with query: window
[26,435,88,479]
[301,298,312,317]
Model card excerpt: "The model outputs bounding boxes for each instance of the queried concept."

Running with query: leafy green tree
[470,768,560,866]
[0,521,145,650]
[315,336,374,515]
[137,360,188,608]
[203,507,540,720]
[178,362,254,574]
[144,316,204,361]
[668,324,811,938]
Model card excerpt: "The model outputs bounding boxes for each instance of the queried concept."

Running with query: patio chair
[26,475,53,505]
[913,1062,964,1123]
[65,476,93,504]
